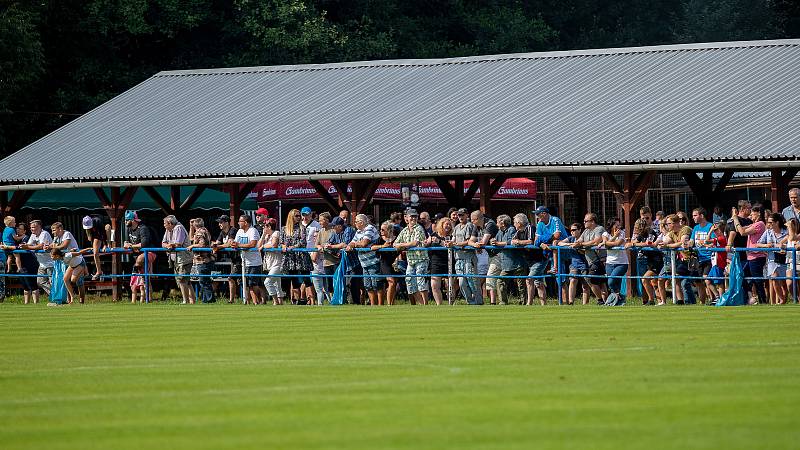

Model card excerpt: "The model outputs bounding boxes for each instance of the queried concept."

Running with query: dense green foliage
[0,0,796,156]
[1,304,799,449]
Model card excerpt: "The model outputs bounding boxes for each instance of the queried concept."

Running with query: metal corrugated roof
[2,39,800,188]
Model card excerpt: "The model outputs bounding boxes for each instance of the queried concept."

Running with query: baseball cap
[81,216,94,230]
[216,215,231,223]
[457,208,468,215]
[301,206,312,215]
[331,217,345,226]
[255,207,269,216]
[124,211,141,222]
[405,208,419,216]
[534,206,549,215]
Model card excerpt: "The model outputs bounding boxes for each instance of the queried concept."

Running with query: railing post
[143,249,150,304]
[447,246,454,306]
[670,249,677,304]
[556,246,562,305]
[793,247,798,304]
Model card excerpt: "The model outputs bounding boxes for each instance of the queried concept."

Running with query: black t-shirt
[126,224,156,249]
[216,227,238,261]
[726,217,753,250]
[481,219,500,256]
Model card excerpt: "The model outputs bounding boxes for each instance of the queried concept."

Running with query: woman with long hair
[733,204,767,304]
[757,213,788,304]
[602,217,628,305]
[427,217,454,305]
[784,218,800,303]
[372,220,401,305]
[259,217,284,305]
[280,209,313,304]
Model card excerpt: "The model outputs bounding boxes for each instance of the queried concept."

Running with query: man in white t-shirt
[48,222,86,304]
[233,214,265,304]
[162,215,194,304]
[19,219,53,296]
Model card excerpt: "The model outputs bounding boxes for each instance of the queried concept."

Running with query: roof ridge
[155,38,800,77]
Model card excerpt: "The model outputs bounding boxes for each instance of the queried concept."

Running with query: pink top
[746,221,767,260]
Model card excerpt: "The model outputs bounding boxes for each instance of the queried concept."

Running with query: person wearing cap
[212,215,239,304]
[81,215,108,281]
[123,211,157,294]
[298,206,321,303]
[338,210,350,226]
[324,215,361,304]
[255,207,270,233]
[394,208,429,305]
[449,207,482,305]
[533,206,567,304]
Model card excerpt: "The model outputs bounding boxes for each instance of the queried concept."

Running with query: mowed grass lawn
[1,304,799,450]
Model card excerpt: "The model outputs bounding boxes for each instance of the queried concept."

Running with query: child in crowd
[706,220,728,303]
[130,267,146,303]
[2,216,25,273]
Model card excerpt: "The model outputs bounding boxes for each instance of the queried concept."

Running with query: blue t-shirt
[536,216,567,245]
[691,222,714,262]
[2,227,16,247]
[563,236,587,270]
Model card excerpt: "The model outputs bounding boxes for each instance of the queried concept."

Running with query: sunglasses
[570,228,579,232]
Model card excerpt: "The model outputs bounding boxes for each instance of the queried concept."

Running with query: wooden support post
[94,186,138,301]
[225,183,257,224]
[1,190,34,218]
[681,170,735,213]
[433,176,481,208]
[309,180,342,213]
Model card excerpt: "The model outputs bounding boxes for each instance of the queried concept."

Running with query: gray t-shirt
[579,226,607,264]
[453,222,478,261]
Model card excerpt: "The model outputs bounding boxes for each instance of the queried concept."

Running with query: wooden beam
[433,177,461,206]
[355,179,381,214]
[3,190,34,214]
[601,174,623,197]
[488,176,508,198]
[309,180,341,213]
[714,170,735,195]
[463,179,480,204]
[169,186,181,212]
[331,180,351,212]
[143,186,173,215]
[179,185,207,211]
[629,171,655,207]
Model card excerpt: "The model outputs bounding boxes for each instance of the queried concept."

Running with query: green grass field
[1,303,799,449]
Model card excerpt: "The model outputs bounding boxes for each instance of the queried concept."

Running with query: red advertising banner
[255,178,536,202]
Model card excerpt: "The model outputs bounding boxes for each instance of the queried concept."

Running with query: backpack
[604,292,625,306]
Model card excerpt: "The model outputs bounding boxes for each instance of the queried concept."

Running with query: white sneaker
[181,300,187,305]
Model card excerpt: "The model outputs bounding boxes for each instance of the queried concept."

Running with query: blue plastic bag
[717,252,744,306]
[50,260,68,304]
[330,254,349,305]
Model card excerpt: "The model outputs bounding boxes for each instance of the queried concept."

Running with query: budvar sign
[255,178,536,202]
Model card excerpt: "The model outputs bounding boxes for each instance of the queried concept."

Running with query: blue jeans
[744,257,767,303]
[605,263,628,298]
[455,258,482,305]
[362,263,383,292]
[192,263,215,303]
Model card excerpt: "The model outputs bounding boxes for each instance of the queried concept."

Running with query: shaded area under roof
[22,187,257,210]
[2,39,800,189]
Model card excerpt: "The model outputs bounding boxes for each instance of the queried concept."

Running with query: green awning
[24,187,257,210]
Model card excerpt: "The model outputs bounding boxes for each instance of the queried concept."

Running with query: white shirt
[602,229,629,265]
[55,231,80,252]
[27,230,54,268]
[235,227,262,267]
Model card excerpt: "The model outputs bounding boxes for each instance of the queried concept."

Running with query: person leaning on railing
[601,217,628,306]
[258,217,284,305]
[783,218,800,301]
[657,214,692,305]
[757,213,788,305]
[626,218,662,305]
[573,212,607,305]
[162,215,194,305]
[558,222,593,305]
[491,214,525,306]
[372,220,401,306]
[347,214,383,306]
[426,217,453,306]
[394,208,429,306]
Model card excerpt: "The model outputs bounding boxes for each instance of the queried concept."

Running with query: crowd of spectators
[1,187,800,306]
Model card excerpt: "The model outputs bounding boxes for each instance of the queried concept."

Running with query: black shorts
[699,260,712,276]
[244,266,262,287]
[588,261,605,285]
